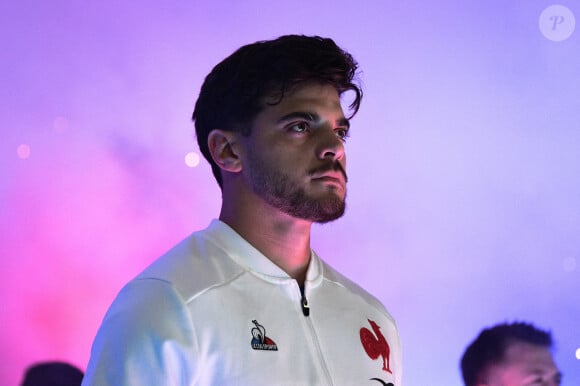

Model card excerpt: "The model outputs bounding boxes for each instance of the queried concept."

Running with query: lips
[310,171,346,190]
[312,172,345,183]
[309,163,348,183]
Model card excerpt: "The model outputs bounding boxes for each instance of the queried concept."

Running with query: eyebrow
[523,370,563,383]
[277,111,350,129]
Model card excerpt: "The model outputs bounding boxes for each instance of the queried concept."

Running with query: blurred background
[1,1,578,384]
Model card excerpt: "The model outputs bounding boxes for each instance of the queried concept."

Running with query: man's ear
[207,129,243,173]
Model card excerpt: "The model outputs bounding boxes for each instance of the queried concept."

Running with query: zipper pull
[301,295,310,316]
[300,285,310,317]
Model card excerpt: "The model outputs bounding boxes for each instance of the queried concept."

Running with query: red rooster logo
[360,319,392,373]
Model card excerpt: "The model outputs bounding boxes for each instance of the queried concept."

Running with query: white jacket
[83,220,402,386]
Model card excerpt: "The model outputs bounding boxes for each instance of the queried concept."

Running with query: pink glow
[1,1,578,385]
[16,144,31,159]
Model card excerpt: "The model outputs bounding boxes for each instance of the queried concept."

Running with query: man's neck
[219,197,312,286]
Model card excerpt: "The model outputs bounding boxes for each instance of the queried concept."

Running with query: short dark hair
[21,361,84,386]
[460,322,553,386]
[192,35,362,188]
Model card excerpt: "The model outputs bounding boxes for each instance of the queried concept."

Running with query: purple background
[1,1,578,385]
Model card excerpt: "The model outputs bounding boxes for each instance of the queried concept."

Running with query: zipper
[295,281,332,385]
[300,285,310,316]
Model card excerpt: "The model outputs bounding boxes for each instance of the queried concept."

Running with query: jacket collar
[204,219,323,287]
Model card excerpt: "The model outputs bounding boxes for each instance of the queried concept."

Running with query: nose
[317,127,345,161]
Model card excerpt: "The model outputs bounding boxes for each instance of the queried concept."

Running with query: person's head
[21,361,84,386]
[460,322,562,386]
[192,35,361,190]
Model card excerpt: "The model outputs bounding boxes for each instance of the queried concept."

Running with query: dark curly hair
[460,321,553,386]
[192,35,362,189]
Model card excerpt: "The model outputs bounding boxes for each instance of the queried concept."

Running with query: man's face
[240,82,350,223]
[484,342,562,386]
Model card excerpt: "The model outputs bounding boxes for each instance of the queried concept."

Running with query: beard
[246,153,346,223]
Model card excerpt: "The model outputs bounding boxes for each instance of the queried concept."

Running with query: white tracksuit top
[83,220,402,386]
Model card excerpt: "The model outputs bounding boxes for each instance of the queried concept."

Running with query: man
[21,361,83,386]
[460,321,562,386]
[82,35,402,385]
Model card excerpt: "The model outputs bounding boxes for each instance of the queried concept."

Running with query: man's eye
[525,378,545,386]
[336,128,350,140]
[288,122,310,133]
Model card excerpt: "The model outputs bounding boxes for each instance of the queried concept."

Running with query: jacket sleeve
[82,278,198,386]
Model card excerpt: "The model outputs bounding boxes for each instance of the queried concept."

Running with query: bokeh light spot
[576,348,580,360]
[17,144,31,159]
[53,116,69,133]
[539,5,575,42]
[562,257,577,272]
[185,151,201,168]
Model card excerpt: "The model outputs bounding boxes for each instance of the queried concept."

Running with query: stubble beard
[247,154,346,223]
